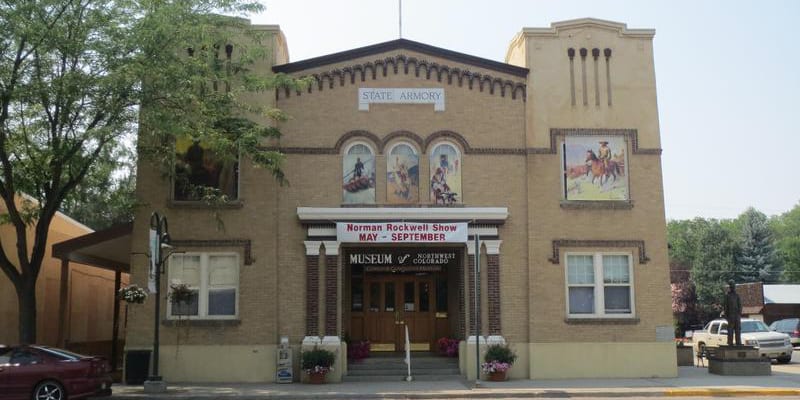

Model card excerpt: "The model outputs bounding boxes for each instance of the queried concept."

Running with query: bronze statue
[722,281,742,346]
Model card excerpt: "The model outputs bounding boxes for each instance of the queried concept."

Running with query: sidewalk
[107,365,800,399]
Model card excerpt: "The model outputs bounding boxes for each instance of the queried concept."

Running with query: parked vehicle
[0,345,112,400]
[769,318,800,347]
[692,318,793,364]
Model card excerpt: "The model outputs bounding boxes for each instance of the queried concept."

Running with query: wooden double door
[363,274,436,352]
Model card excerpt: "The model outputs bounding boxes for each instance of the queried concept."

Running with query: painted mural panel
[387,144,419,204]
[429,143,461,204]
[563,136,628,201]
[343,144,376,204]
[174,137,238,201]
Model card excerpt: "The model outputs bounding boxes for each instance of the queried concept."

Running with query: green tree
[0,0,304,343]
[667,218,738,319]
[735,207,781,282]
[59,147,136,230]
[771,202,800,283]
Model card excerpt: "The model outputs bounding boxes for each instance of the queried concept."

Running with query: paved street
[102,351,800,399]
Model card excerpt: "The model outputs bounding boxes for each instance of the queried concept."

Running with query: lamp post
[474,231,481,387]
[144,212,170,393]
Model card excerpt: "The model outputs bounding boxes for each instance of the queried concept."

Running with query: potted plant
[481,344,517,381]
[675,338,694,366]
[436,337,459,357]
[301,347,335,384]
[118,284,148,304]
[168,282,194,304]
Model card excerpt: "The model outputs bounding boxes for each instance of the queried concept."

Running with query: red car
[0,345,112,400]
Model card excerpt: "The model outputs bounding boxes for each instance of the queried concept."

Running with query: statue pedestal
[708,346,770,376]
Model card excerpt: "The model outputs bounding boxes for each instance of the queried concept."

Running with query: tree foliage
[735,207,781,283]
[0,0,305,343]
[771,202,800,283]
[668,204,800,328]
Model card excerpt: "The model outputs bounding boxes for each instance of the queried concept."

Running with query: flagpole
[399,0,403,38]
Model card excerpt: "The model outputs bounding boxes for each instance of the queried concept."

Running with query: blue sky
[253,0,800,220]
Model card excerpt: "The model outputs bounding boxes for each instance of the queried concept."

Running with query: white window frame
[343,140,376,156]
[167,252,240,320]
[564,252,635,319]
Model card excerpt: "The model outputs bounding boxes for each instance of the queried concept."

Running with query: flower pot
[308,371,327,384]
[487,370,507,381]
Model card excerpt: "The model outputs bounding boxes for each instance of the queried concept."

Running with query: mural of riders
[343,143,376,204]
[174,137,238,201]
[429,143,461,205]
[563,136,628,201]
[387,144,419,204]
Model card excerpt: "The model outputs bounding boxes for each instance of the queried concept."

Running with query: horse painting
[585,150,622,185]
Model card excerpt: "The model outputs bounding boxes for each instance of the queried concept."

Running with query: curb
[665,388,800,397]
[110,388,800,399]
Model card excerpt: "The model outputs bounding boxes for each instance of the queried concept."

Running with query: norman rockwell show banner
[337,222,467,243]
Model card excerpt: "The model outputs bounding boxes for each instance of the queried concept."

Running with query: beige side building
[0,195,128,350]
[126,18,676,382]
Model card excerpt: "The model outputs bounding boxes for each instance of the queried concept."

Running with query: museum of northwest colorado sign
[337,222,467,243]
[348,248,459,272]
[358,88,445,111]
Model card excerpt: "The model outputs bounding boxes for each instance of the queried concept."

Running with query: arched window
[429,142,461,205]
[343,142,376,204]
[386,143,419,204]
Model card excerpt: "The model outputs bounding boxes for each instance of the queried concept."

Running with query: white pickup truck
[692,318,793,363]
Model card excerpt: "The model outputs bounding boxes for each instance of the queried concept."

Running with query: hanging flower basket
[168,282,194,304]
[118,284,148,304]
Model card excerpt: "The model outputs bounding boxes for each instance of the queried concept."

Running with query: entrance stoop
[344,352,461,382]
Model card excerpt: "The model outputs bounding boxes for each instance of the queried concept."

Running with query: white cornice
[297,207,508,224]
[521,18,655,39]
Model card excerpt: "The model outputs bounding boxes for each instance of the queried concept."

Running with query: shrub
[482,344,517,374]
[301,347,336,374]
[483,344,517,364]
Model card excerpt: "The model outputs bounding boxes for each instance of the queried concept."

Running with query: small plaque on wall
[655,325,676,342]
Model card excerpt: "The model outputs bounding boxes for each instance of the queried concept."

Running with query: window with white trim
[565,253,634,318]
[168,253,239,319]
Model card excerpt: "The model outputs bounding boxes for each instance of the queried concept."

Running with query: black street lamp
[146,212,170,388]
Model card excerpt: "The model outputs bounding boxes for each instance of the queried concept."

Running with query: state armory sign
[358,88,445,111]
[337,222,467,243]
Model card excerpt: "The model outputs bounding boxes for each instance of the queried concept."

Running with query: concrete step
[348,367,461,376]
[348,360,457,370]
[342,374,464,382]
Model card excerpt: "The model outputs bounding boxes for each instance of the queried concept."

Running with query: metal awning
[50,221,132,370]
[52,222,132,273]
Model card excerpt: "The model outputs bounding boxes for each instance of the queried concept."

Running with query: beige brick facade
[127,18,676,382]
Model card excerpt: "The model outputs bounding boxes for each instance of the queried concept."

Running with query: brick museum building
[125,18,676,382]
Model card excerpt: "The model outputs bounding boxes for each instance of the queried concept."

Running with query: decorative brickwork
[487,254,501,335]
[383,130,425,149]
[325,255,339,336]
[273,129,527,156]
[306,254,319,336]
[334,130,384,153]
[170,239,253,265]
[559,200,634,210]
[548,239,650,264]
[275,51,527,101]
[467,255,477,336]
[529,128,662,155]
[458,260,466,339]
